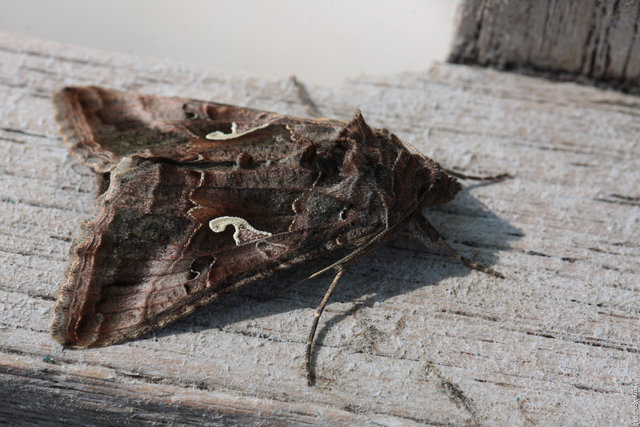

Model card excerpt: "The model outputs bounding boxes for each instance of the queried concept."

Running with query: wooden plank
[449,0,640,93]
[0,31,637,425]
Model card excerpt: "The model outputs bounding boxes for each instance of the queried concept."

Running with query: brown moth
[52,86,505,385]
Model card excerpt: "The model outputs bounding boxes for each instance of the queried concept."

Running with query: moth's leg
[445,169,511,182]
[413,214,504,278]
[305,266,344,386]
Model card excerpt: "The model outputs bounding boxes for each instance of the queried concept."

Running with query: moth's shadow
[152,184,522,362]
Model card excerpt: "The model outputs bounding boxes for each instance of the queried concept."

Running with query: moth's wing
[52,92,403,347]
[53,86,344,173]
[52,158,348,347]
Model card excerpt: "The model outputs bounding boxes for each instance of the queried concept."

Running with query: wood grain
[0,31,637,425]
[449,0,640,93]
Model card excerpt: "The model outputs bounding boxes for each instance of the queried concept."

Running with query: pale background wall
[0,0,458,86]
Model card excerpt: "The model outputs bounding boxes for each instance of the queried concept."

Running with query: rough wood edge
[448,0,640,95]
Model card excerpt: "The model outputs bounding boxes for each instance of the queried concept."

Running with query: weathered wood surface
[449,0,640,93]
[0,31,637,425]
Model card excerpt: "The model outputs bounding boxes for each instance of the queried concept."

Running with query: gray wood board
[0,32,637,425]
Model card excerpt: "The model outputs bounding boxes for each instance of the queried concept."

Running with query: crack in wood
[0,127,49,139]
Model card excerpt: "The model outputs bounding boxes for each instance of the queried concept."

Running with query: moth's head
[416,158,461,207]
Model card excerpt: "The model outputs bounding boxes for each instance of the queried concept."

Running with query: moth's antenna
[305,266,343,386]
[272,220,402,298]
[273,214,420,385]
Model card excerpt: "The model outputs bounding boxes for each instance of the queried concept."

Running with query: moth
[52,86,506,385]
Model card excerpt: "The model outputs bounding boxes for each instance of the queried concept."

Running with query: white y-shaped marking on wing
[209,216,272,245]
[205,122,271,140]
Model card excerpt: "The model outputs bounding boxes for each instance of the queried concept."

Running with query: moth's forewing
[53,86,343,172]
[53,158,334,346]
